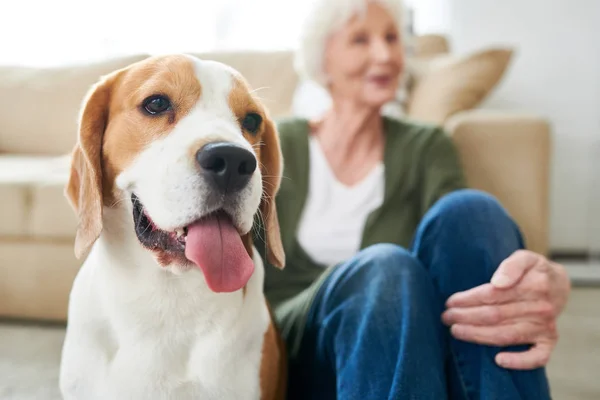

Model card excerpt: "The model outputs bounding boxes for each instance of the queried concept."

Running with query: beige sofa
[0,35,551,322]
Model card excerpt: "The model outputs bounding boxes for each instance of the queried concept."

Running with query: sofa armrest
[445,110,551,256]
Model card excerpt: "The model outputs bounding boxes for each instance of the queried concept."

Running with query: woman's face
[323,2,404,107]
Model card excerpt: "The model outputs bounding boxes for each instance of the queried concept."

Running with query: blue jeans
[287,189,551,400]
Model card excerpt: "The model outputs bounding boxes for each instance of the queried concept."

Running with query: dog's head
[65,54,284,292]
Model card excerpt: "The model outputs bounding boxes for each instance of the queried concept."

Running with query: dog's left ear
[65,73,116,259]
[258,116,285,269]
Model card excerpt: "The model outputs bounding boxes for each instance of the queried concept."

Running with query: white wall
[406,0,452,33]
[445,0,600,252]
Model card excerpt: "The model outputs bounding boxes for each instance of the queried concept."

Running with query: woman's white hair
[295,0,411,87]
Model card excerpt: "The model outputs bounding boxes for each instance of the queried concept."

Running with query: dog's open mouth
[132,193,188,254]
[131,193,254,292]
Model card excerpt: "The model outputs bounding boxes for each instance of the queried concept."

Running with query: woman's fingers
[446,268,552,309]
[449,322,544,347]
[496,341,555,370]
[442,300,555,326]
[446,283,519,308]
[491,250,541,288]
[443,252,569,371]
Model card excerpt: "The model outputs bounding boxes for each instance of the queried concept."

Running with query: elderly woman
[254,0,571,399]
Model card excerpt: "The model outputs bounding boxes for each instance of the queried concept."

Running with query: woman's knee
[414,189,525,299]
[351,243,423,278]
[356,243,417,268]
[311,244,441,333]
[324,244,433,304]
[436,189,508,221]
[423,189,522,244]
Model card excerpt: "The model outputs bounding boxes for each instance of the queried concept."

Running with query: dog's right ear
[258,116,285,269]
[65,74,116,259]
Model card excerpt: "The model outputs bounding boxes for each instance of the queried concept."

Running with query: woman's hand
[441,250,571,370]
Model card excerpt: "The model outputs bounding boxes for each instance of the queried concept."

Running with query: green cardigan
[254,116,467,358]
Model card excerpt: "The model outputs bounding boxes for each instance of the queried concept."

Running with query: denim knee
[349,243,426,283]
[413,189,525,299]
[434,189,509,223]
[420,189,522,244]
[355,243,419,269]
[321,244,437,311]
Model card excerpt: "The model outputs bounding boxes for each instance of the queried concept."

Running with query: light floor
[0,287,598,399]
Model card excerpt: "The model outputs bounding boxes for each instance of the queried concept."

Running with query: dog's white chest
[97,330,262,400]
[60,248,269,400]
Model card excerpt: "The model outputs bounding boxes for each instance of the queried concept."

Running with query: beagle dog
[58,54,287,400]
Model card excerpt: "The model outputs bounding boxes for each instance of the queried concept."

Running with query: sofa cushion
[0,240,81,321]
[407,48,514,124]
[410,34,451,57]
[0,54,149,155]
[0,155,76,238]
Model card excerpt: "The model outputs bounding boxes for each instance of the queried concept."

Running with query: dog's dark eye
[143,95,171,115]
[242,113,262,134]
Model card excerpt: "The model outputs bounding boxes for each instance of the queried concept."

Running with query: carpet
[0,323,64,400]
[1,288,599,399]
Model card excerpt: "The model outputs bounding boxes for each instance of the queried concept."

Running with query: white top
[296,136,385,267]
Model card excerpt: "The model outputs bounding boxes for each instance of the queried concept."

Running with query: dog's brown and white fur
[59,54,286,400]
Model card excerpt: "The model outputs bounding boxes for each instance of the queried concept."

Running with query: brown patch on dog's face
[228,77,263,142]
[65,55,203,258]
[101,55,202,204]
[228,76,285,268]
[228,77,262,261]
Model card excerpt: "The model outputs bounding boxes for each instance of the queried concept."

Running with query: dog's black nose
[196,142,257,193]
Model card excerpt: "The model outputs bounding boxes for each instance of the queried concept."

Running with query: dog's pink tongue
[184,213,254,293]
